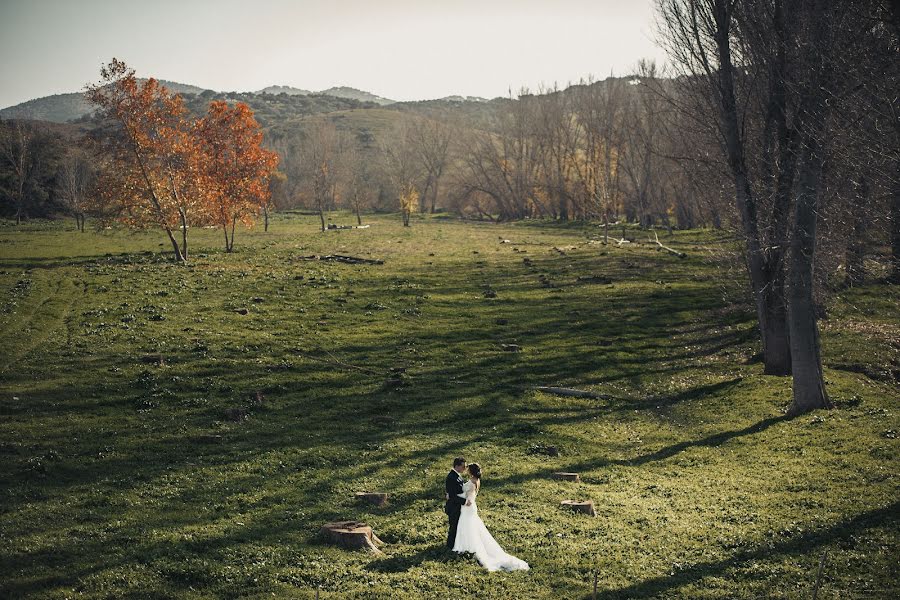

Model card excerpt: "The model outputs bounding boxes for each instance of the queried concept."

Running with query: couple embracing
[444,457,529,572]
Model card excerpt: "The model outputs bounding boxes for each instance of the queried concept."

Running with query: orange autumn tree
[195,101,278,252]
[86,59,204,262]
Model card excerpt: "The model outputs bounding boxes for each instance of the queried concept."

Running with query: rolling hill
[1,82,399,123]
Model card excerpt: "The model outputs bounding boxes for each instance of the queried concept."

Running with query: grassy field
[0,213,897,599]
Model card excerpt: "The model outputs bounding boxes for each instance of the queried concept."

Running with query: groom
[444,456,468,549]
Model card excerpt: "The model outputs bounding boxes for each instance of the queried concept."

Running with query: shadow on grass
[591,500,900,599]
[367,543,458,573]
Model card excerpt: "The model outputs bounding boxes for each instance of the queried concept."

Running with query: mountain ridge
[1,81,406,122]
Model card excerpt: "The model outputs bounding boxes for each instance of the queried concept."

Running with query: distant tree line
[0,119,92,224]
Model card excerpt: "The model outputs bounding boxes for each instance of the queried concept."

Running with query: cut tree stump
[140,354,165,366]
[552,472,581,482]
[561,500,596,516]
[355,492,388,507]
[224,407,248,422]
[320,521,384,553]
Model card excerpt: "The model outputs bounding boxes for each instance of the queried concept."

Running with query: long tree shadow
[481,414,790,493]
[591,500,900,599]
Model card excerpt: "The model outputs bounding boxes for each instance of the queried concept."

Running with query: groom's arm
[445,473,466,506]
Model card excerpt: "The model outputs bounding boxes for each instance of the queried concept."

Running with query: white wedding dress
[452,480,530,571]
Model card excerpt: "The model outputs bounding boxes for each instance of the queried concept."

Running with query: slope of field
[0,215,897,599]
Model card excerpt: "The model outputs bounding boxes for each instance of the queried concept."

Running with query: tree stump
[355,492,388,507]
[561,500,596,516]
[140,354,165,366]
[552,472,581,482]
[224,407,247,422]
[320,521,383,553]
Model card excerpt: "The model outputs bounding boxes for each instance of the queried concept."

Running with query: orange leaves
[195,100,279,245]
[86,59,279,255]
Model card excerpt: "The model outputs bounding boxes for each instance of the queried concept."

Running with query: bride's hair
[467,463,482,480]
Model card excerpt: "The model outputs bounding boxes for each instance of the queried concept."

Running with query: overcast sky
[0,0,666,109]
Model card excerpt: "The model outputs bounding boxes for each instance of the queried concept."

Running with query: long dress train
[452,480,529,572]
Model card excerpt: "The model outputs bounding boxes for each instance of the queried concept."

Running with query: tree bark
[786,0,832,415]
[891,164,900,282]
[165,226,185,262]
[786,138,830,414]
[179,209,188,260]
[712,0,791,376]
[845,177,869,287]
[431,179,439,213]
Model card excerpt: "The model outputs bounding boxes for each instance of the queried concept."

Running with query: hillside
[257,85,313,96]
[1,82,398,124]
[319,86,394,106]
[0,80,212,123]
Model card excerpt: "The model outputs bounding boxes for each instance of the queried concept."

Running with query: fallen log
[320,521,384,553]
[297,254,384,265]
[651,231,687,258]
[535,386,611,400]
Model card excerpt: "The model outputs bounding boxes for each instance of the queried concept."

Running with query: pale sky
[0,0,666,109]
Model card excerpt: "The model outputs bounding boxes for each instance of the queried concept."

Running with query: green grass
[0,213,897,599]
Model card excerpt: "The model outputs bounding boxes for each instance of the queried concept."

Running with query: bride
[452,463,530,571]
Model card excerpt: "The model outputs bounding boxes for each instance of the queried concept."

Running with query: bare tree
[407,115,453,213]
[0,121,60,224]
[572,76,627,239]
[302,119,342,232]
[657,0,793,376]
[343,143,373,225]
[657,0,877,414]
[382,122,423,226]
[56,148,95,231]
[457,93,543,221]
[534,85,580,220]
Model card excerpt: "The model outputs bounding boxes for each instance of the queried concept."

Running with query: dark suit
[444,469,467,549]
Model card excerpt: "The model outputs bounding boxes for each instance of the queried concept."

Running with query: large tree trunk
[264,205,269,232]
[760,283,791,375]
[787,140,830,415]
[786,0,832,415]
[890,165,900,283]
[712,0,791,376]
